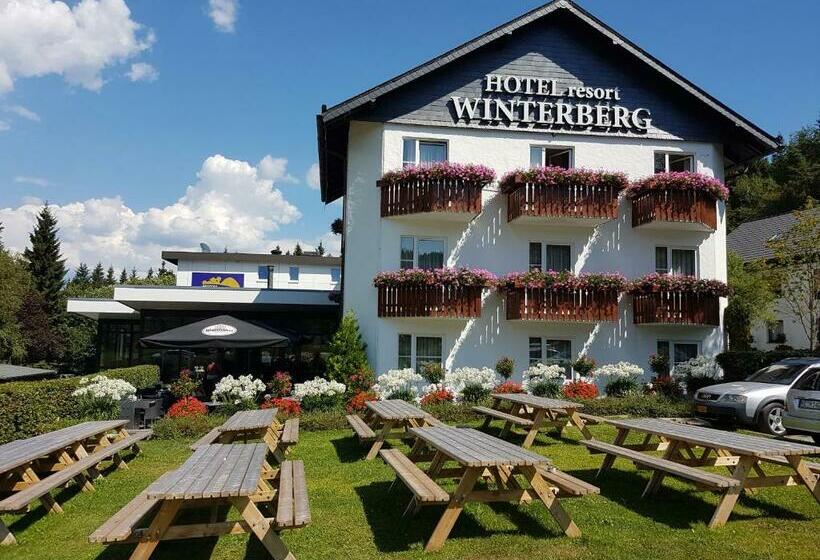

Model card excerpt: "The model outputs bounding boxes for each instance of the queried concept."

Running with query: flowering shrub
[495,356,514,379]
[499,166,628,194]
[373,368,424,400]
[72,375,137,419]
[492,381,525,394]
[167,396,207,418]
[495,271,627,292]
[379,162,496,188]
[644,376,684,399]
[420,362,444,384]
[443,367,500,401]
[592,362,645,397]
[572,356,596,377]
[212,375,266,408]
[261,397,301,416]
[522,363,564,397]
[345,367,376,395]
[562,380,599,400]
[648,353,670,375]
[420,384,455,405]
[628,274,729,297]
[346,391,378,413]
[673,355,722,393]
[268,371,292,398]
[373,267,496,288]
[293,377,346,411]
[169,369,199,399]
[625,171,729,201]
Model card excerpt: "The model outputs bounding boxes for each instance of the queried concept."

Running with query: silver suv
[783,363,820,444]
[693,358,820,436]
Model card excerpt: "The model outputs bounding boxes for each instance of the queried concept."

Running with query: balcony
[504,287,620,322]
[630,190,717,231]
[632,292,720,326]
[376,285,483,318]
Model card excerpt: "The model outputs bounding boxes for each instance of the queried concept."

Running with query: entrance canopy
[140,315,291,349]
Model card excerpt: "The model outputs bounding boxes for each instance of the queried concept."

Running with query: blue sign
[192,272,244,288]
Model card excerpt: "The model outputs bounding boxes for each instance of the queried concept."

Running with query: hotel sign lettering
[450,74,651,132]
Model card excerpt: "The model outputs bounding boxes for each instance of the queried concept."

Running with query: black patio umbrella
[140,315,291,349]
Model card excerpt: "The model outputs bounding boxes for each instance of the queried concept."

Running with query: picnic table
[583,417,820,528]
[346,399,442,460]
[90,442,310,560]
[381,426,583,552]
[190,408,299,461]
[0,420,150,545]
[474,393,592,447]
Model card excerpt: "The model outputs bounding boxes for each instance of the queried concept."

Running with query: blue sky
[0,0,818,273]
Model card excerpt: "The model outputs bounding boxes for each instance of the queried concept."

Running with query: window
[654,152,694,173]
[403,139,447,167]
[529,242,571,272]
[657,340,699,369]
[529,337,573,379]
[795,369,820,391]
[398,334,443,371]
[330,268,341,283]
[288,267,299,282]
[400,236,445,270]
[655,247,696,276]
[530,146,573,169]
[767,320,786,344]
[258,266,270,280]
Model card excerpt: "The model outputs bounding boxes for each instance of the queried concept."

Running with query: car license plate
[696,405,707,413]
[798,399,820,410]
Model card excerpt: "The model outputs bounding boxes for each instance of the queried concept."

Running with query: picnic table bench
[90,442,310,560]
[0,420,150,546]
[190,408,298,461]
[382,426,589,551]
[346,400,439,460]
[583,417,820,528]
[474,393,592,447]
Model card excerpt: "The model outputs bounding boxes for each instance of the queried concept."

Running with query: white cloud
[0,119,8,132]
[257,155,297,184]
[0,153,302,272]
[14,176,52,187]
[4,104,40,121]
[306,162,320,190]
[0,0,155,93]
[126,62,158,82]
[208,0,238,33]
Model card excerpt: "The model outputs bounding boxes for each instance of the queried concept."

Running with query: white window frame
[330,267,341,284]
[528,240,575,273]
[288,266,300,283]
[654,151,695,173]
[530,145,574,169]
[402,138,448,167]
[400,235,447,269]
[767,320,786,344]
[398,333,445,371]
[528,336,575,380]
[658,339,701,370]
[655,245,699,277]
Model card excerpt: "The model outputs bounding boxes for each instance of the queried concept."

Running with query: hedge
[0,364,159,444]
[716,349,817,382]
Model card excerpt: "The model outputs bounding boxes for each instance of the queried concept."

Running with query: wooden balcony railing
[378,178,483,218]
[377,285,483,318]
[632,292,720,325]
[631,189,717,230]
[506,181,621,222]
[504,288,620,322]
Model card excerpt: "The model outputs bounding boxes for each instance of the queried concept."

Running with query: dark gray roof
[162,251,341,267]
[316,0,779,203]
[727,211,818,262]
[0,364,58,383]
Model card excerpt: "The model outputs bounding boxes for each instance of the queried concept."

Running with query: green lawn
[2,424,818,560]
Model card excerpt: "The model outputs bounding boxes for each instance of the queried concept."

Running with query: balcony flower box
[377,162,495,219]
[628,274,728,326]
[496,271,626,322]
[500,167,628,225]
[626,172,727,231]
[374,268,495,318]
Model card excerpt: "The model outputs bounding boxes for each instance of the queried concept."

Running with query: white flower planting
[672,355,722,380]
[444,367,500,400]
[293,377,346,401]
[72,375,137,402]
[373,368,424,399]
[212,374,266,405]
[521,363,564,393]
[592,362,645,382]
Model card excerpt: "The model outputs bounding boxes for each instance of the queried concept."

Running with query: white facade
[342,121,728,381]
[172,255,341,291]
[751,298,813,351]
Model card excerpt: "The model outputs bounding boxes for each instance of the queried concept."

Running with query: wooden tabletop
[0,420,127,474]
[606,418,820,458]
[409,426,551,467]
[366,399,427,420]
[218,408,278,433]
[492,393,584,411]
[146,443,268,500]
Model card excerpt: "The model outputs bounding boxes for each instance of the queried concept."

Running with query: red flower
[261,397,301,416]
[346,391,378,413]
[420,388,455,405]
[167,397,207,418]
[492,381,525,394]
[562,381,599,400]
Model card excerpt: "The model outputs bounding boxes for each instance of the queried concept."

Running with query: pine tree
[325,312,369,383]
[331,218,343,235]
[119,268,127,284]
[317,241,325,256]
[129,268,138,282]
[106,265,115,285]
[271,245,282,255]
[23,205,66,317]
[293,243,303,256]
[73,263,90,286]
[0,220,4,252]
[90,262,105,287]
[158,260,171,278]
[146,267,154,279]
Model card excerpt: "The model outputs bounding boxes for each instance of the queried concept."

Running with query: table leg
[21,467,63,514]
[642,440,682,497]
[566,408,593,440]
[72,443,102,481]
[708,455,755,529]
[482,397,500,429]
[58,450,95,492]
[519,465,581,538]
[231,496,295,560]
[522,409,546,449]
[598,428,629,477]
[500,404,522,438]
[264,427,286,463]
[0,519,16,546]
[365,420,394,460]
[425,467,482,552]
[129,499,181,560]
[787,455,820,503]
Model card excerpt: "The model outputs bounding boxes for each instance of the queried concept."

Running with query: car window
[746,364,804,385]
[794,370,820,391]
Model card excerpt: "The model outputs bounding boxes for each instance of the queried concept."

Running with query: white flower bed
[373,368,423,399]
[212,374,266,405]
[521,363,564,393]
[72,375,137,402]
[672,355,722,380]
[293,377,346,400]
[444,367,499,400]
[591,362,644,382]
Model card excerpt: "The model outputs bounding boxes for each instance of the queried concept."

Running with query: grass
[1,423,818,560]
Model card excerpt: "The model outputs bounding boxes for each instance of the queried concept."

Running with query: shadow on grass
[580,467,811,528]
[479,423,580,448]
[354,480,560,553]
[330,436,367,463]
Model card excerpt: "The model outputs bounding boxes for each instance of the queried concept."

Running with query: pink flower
[499,166,629,194]
[625,172,729,201]
[494,271,627,292]
[379,162,496,187]
[627,274,729,296]
[373,267,497,288]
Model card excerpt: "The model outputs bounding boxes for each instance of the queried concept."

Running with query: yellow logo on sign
[200,276,241,288]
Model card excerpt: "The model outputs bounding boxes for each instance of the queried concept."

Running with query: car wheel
[757,402,787,436]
